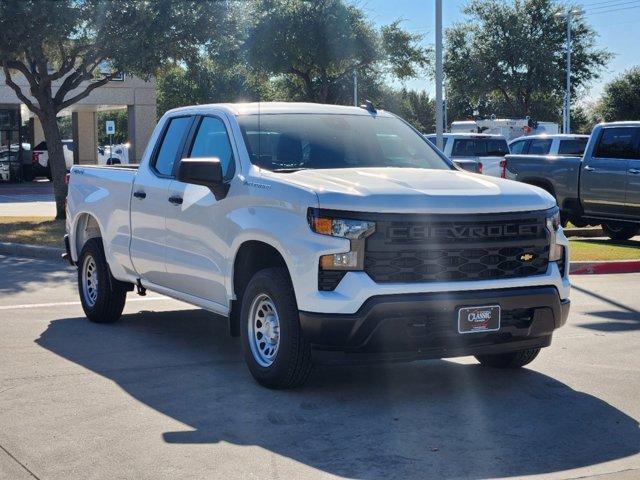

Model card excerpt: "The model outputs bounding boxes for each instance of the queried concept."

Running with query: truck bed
[504,154,581,212]
[67,164,138,280]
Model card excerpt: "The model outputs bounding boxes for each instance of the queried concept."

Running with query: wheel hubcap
[82,255,98,307]
[248,294,281,367]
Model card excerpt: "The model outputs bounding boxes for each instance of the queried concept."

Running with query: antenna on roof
[360,100,377,114]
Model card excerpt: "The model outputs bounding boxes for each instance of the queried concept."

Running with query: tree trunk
[39,110,68,220]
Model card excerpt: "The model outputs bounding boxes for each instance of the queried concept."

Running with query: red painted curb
[570,260,640,275]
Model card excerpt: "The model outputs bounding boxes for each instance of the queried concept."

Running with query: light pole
[435,0,443,149]
[353,70,358,107]
[556,8,582,134]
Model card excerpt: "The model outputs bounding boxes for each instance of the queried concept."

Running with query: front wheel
[240,267,312,389]
[475,348,541,369]
[77,238,127,323]
[601,222,640,241]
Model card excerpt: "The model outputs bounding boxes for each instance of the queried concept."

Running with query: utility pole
[556,8,582,134]
[353,70,358,107]
[435,0,443,149]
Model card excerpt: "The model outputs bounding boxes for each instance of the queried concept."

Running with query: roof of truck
[509,133,589,143]
[166,102,395,117]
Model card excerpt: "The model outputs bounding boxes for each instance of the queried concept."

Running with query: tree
[594,67,640,122]
[444,0,610,122]
[246,0,430,104]
[0,0,227,219]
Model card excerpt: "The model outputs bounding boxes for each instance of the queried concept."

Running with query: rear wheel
[601,222,640,241]
[475,348,541,369]
[77,238,127,323]
[240,267,312,389]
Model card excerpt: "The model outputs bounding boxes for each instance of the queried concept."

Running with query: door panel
[164,115,237,306]
[580,127,634,217]
[129,115,193,286]
[625,144,640,218]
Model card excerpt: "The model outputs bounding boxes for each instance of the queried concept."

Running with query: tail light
[477,162,483,174]
[500,159,507,178]
[32,152,39,164]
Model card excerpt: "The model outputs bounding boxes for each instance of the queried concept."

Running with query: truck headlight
[308,210,375,271]
[546,209,564,263]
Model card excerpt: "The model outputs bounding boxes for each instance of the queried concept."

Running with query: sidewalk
[0,181,56,217]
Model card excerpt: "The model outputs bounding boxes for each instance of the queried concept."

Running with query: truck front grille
[364,211,550,284]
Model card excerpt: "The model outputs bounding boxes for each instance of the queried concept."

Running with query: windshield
[451,138,509,157]
[237,114,452,171]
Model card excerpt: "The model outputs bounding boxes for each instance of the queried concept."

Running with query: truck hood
[277,167,555,214]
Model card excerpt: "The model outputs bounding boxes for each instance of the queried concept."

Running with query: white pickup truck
[65,102,571,389]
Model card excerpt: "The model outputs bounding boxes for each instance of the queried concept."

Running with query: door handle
[168,195,183,205]
[133,191,146,199]
[584,165,595,172]
[629,168,640,175]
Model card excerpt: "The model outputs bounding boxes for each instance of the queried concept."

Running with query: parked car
[503,122,640,239]
[65,102,570,389]
[0,144,24,182]
[25,139,75,180]
[98,143,130,165]
[425,133,510,176]
[509,134,589,157]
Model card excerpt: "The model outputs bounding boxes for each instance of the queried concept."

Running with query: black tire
[77,238,127,323]
[475,348,541,369]
[601,222,640,241]
[22,167,34,182]
[240,267,312,389]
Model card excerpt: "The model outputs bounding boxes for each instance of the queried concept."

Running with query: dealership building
[0,72,156,167]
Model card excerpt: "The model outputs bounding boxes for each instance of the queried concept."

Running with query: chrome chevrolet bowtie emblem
[520,253,534,262]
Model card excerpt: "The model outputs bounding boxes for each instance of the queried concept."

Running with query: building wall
[0,72,156,165]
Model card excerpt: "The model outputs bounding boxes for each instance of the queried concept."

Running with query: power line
[584,4,640,15]
[585,0,640,11]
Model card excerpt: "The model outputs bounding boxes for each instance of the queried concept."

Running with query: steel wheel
[81,254,99,308]
[248,293,281,367]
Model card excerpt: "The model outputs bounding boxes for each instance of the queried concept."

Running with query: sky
[352,0,640,105]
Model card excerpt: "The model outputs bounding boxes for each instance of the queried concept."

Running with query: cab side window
[153,116,192,177]
[594,127,640,159]
[189,117,236,181]
[528,138,552,155]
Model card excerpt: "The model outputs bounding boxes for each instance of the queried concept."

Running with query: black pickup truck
[503,122,640,240]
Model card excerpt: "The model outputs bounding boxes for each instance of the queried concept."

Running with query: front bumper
[299,286,569,364]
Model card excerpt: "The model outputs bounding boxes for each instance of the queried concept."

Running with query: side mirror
[177,157,229,199]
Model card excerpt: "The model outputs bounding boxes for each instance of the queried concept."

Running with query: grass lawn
[0,216,65,248]
[569,238,640,262]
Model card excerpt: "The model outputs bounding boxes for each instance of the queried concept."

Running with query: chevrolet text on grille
[386,223,541,240]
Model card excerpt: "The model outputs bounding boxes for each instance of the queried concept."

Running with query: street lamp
[555,8,583,134]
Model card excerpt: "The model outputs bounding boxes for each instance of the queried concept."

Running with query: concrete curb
[563,227,603,238]
[570,259,640,275]
[0,242,65,261]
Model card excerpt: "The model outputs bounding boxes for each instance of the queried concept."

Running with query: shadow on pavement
[36,308,640,479]
[0,255,72,295]
[573,284,640,332]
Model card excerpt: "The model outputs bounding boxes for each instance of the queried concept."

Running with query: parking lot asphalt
[0,255,638,480]
[0,182,55,217]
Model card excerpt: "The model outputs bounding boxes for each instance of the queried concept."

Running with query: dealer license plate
[457,305,501,334]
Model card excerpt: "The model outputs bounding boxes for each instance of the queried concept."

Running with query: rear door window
[594,127,640,159]
[152,116,192,177]
[558,138,588,156]
[528,138,553,155]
